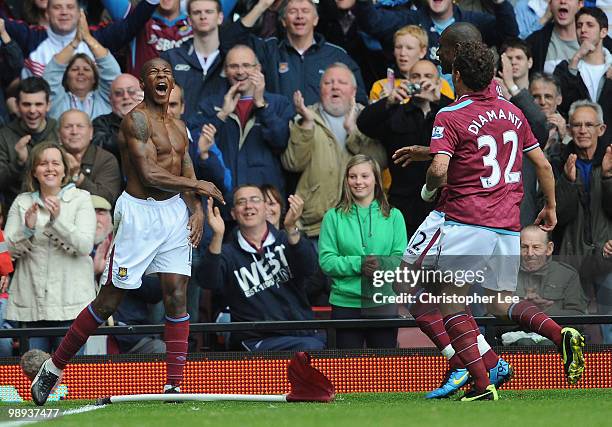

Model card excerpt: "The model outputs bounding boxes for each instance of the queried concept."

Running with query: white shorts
[403,210,444,268]
[436,222,520,292]
[100,192,192,289]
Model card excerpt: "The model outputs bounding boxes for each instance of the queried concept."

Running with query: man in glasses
[92,73,144,167]
[555,100,612,343]
[185,45,294,201]
[201,184,324,351]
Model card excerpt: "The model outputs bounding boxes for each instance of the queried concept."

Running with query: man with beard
[30,57,224,406]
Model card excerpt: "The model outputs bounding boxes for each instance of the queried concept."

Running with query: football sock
[411,298,463,369]
[52,304,105,370]
[508,300,562,346]
[165,314,190,387]
[466,306,499,370]
[444,312,490,392]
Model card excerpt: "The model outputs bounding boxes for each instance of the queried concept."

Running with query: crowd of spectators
[0,0,610,354]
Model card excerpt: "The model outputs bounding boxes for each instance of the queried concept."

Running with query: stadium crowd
[0,0,610,358]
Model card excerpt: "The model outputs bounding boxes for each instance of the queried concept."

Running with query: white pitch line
[0,404,105,427]
[58,404,105,416]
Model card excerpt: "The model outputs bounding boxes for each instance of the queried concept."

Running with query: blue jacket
[185,91,294,197]
[232,22,368,105]
[200,224,317,342]
[160,40,228,116]
[160,22,251,114]
[353,2,519,63]
[3,0,155,58]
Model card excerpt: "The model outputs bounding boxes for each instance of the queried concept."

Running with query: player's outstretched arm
[526,146,557,232]
[122,111,224,203]
[422,154,449,201]
[392,145,433,167]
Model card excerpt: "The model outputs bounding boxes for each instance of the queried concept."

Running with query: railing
[2,315,612,354]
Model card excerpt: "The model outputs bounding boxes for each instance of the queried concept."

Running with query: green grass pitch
[1,389,611,427]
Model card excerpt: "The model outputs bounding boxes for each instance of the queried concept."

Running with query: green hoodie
[319,200,407,308]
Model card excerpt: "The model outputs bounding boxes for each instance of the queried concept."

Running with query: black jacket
[159,20,251,116]
[316,0,389,90]
[92,112,122,167]
[553,59,612,127]
[357,96,452,230]
[527,23,612,74]
[507,89,548,226]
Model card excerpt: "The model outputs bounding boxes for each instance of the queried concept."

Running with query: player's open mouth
[155,82,168,96]
[558,7,569,20]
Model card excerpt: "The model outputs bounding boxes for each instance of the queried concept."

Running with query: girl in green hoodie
[319,154,407,349]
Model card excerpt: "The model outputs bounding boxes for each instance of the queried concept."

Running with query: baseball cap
[91,195,112,211]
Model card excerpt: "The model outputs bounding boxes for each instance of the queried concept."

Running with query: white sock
[441,344,455,360]
[477,334,492,356]
[45,358,63,376]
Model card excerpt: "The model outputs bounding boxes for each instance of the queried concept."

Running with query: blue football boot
[425,368,470,399]
[489,357,514,388]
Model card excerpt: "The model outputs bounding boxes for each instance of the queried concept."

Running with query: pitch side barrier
[1,315,612,354]
[2,347,612,398]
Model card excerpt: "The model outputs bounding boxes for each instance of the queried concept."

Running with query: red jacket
[0,230,14,276]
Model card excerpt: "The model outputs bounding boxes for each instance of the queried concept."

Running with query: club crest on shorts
[117,267,128,280]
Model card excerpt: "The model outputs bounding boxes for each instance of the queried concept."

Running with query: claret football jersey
[429,82,539,232]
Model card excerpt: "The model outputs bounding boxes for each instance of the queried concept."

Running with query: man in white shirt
[553,6,612,129]
[527,0,582,74]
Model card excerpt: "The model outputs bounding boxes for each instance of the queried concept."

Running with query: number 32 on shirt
[477,130,520,188]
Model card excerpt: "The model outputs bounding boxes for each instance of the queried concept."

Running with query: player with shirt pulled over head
[422,40,584,401]
[30,58,225,406]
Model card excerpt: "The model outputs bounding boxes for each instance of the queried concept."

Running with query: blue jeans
[0,298,12,356]
[22,320,84,355]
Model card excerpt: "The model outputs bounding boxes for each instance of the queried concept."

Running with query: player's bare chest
[149,122,185,155]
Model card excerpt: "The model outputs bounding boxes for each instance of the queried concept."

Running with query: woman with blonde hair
[369,25,454,102]
[4,141,96,352]
[318,154,407,349]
